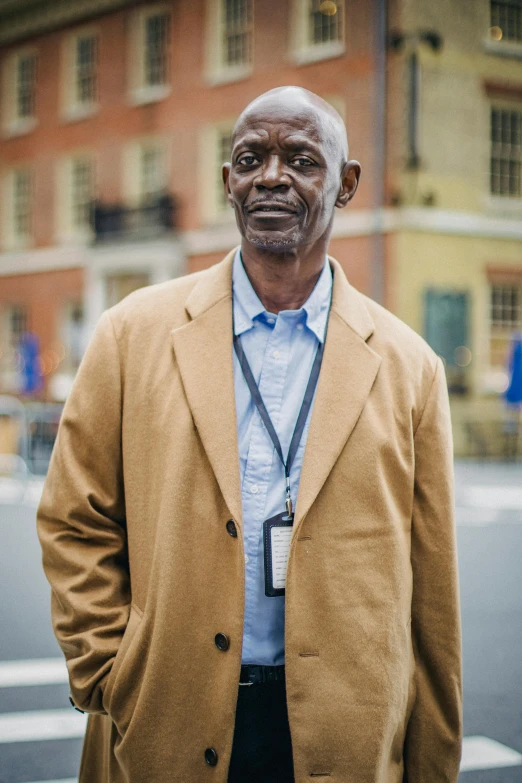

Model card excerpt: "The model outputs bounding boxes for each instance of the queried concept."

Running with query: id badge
[263,512,294,597]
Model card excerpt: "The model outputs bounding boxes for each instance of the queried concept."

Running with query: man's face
[223,102,353,253]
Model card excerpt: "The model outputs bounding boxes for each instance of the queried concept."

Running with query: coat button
[204,747,218,766]
[214,632,230,651]
[226,519,237,537]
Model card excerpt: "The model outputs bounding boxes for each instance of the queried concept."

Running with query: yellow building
[387,0,522,456]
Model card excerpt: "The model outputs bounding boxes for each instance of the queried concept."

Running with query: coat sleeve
[403,357,463,782]
[37,310,130,715]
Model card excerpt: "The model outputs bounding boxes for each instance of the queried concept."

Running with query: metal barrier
[25,403,64,475]
[0,397,63,477]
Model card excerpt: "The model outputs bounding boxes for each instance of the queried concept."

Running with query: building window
[489,283,522,367]
[13,169,32,241]
[491,107,522,197]
[309,0,344,46]
[2,49,38,135]
[61,301,85,371]
[7,305,27,348]
[144,12,170,86]
[76,34,97,105]
[129,7,171,103]
[222,0,253,67]
[491,0,522,43]
[292,0,345,64]
[140,145,166,201]
[17,53,37,119]
[71,157,94,231]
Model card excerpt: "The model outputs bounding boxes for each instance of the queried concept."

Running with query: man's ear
[222,163,234,207]
[335,160,361,208]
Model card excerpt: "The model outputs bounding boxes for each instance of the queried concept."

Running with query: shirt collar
[232,249,332,343]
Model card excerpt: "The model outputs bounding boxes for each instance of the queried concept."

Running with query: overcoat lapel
[170,252,243,528]
[293,258,382,529]
[170,252,381,533]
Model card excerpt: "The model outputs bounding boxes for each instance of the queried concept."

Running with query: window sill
[483,38,522,59]
[56,228,94,246]
[2,117,38,138]
[206,64,253,87]
[293,41,345,66]
[2,236,33,252]
[62,103,99,123]
[485,194,522,216]
[130,84,171,106]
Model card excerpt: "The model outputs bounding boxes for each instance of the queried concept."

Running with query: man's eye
[292,157,314,167]
[237,155,258,166]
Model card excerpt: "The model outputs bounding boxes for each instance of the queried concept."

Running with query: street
[0,461,521,783]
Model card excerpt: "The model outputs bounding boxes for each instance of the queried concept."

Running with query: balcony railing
[92,192,177,243]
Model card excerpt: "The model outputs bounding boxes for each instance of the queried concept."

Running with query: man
[37,86,462,783]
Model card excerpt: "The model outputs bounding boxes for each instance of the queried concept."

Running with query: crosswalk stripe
[460,485,522,510]
[0,708,519,775]
[461,736,522,771]
[0,658,68,688]
[0,709,86,743]
[23,780,77,783]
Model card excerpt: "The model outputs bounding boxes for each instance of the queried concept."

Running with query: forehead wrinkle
[233,102,347,167]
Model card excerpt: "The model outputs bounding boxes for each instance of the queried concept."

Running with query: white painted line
[461,485,522,510]
[461,736,522,772]
[0,708,86,743]
[0,658,68,688]
[23,779,77,783]
[0,476,44,506]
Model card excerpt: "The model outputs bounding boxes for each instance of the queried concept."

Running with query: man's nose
[253,156,291,189]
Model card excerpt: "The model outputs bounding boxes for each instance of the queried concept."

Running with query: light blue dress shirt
[232,250,332,665]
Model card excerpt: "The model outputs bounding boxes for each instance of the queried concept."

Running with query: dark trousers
[228,679,294,783]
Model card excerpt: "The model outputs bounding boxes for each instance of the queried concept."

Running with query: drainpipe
[372,0,387,306]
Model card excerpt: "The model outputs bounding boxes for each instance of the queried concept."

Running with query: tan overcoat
[37,250,462,783]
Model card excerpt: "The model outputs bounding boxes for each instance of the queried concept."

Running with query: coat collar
[171,248,381,531]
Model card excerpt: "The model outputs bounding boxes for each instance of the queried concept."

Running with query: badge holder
[263,511,294,597]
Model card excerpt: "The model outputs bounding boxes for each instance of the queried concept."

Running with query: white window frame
[205,0,253,85]
[489,281,522,369]
[59,300,85,372]
[291,0,345,66]
[128,4,171,106]
[485,98,522,217]
[199,121,236,224]
[122,137,169,207]
[1,47,38,137]
[1,167,33,251]
[490,104,522,199]
[55,152,95,243]
[61,27,99,122]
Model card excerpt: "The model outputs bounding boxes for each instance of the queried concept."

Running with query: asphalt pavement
[0,460,521,783]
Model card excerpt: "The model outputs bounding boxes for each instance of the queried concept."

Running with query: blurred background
[0,1,521,782]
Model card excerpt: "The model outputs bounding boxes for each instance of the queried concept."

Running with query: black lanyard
[233,312,329,519]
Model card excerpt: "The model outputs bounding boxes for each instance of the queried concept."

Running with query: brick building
[0,0,386,400]
[2,0,522,458]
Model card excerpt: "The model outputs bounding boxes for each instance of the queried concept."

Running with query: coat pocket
[102,603,143,720]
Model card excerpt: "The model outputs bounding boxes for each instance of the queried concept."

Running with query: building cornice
[0,0,139,47]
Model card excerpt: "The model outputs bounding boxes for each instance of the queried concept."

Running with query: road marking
[23,780,77,783]
[0,658,68,688]
[461,485,522,510]
[0,708,86,743]
[461,736,522,772]
[0,476,44,506]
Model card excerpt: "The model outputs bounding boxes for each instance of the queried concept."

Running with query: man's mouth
[247,202,298,214]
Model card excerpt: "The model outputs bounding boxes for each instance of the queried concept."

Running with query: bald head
[232,86,349,167]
